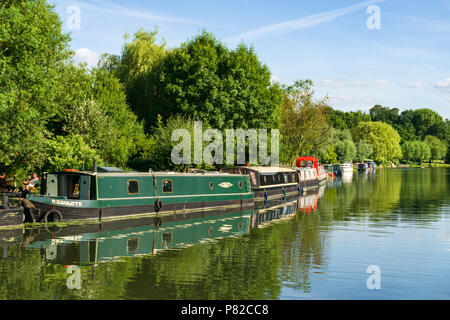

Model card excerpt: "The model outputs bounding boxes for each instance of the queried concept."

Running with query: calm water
[0,168,449,299]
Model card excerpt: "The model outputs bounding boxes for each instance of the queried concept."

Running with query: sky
[51,0,450,119]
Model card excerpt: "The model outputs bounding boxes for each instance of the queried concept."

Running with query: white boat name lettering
[51,199,83,207]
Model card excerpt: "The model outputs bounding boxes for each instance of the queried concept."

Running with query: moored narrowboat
[27,166,253,223]
[220,166,301,206]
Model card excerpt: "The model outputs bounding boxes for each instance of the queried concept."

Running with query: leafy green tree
[355,140,374,162]
[335,140,357,163]
[280,80,332,164]
[0,0,72,171]
[320,146,338,164]
[402,140,431,164]
[352,121,402,163]
[424,135,447,161]
[54,65,146,167]
[98,28,167,131]
[370,105,399,126]
[411,108,444,140]
[146,31,283,130]
[43,134,101,172]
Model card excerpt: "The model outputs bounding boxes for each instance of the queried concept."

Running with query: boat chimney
[93,159,97,172]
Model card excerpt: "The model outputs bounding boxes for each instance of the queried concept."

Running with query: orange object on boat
[63,169,77,172]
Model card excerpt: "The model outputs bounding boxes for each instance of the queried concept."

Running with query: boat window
[67,175,80,199]
[127,238,139,253]
[162,180,173,193]
[238,181,242,189]
[127,180,139,194]
[209,181,214,190]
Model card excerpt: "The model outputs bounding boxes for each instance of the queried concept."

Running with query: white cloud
[270,75,281,83]
[434,78,450,93]
[321,79,366,87]
[349,80,367,87]
[227,0,385,41]
[407,81,423,88]
[74,48,98,68]
[322,79,347,87]
[374,79,389,85]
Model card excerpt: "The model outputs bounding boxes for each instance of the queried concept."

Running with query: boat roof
[224,166,297,173]
[55,170,241,177]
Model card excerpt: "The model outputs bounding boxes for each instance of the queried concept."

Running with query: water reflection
[0,168,449,299]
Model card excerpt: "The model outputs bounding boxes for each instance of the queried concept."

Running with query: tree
[0,0,72,171]
[335,140,357,163]
[352,121,402,163]
[370,105,399,126]
[424,135,447,161]
[280,80,332,164]
[53,65,146,167]
[411,108,443,140]
[355,140,374,162]
[402,140,431,164]
[43,135,100,172]
[145,31,283,131]
[98,28,167,131]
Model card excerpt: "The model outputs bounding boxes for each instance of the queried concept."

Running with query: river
[0,168,449,299]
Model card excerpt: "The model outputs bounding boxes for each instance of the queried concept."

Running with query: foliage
[424,135,447,161]
[0,0,72,171]
[320,146,338,164]
[43,134,101,172]
[355,140,374,162]
[402,140,431,164]
[98,28,167,131]
[332,129,356,163]
[280,80,332,164]
[130,115,200,171]
[352,121,402,163]
[145,31,283,131]
[53,65,146,167]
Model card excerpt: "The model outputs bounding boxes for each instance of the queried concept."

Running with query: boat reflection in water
[3,188,325,267]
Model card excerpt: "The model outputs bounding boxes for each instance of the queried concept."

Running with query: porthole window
[209,181,214,190]
[127,180,139,194]
[238,181,242,189]
[162,180,173,193]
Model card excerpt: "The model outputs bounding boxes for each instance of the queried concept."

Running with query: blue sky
[52,0,450,119]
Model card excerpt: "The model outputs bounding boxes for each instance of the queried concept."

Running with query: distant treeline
[1,1,449,180]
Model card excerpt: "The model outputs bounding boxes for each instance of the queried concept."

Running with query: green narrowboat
[27,166,253,223]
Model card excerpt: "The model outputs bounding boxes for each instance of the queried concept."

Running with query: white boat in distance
[341,163,354,173]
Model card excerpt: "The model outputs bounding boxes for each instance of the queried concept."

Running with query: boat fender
[297,186,301,198]
[44,209,63,223]
[282,188,287,201]
[264,191,268,206]
[155,199,163,212]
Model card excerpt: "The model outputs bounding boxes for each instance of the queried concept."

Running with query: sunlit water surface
[0,168,449,299]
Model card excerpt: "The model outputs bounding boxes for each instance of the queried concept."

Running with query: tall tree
[352,121,402,163]
[280,80,332,164]
[98,28,167,131]
[424,135,447,161]
[0,0,72,171]
[145,31,283,130]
